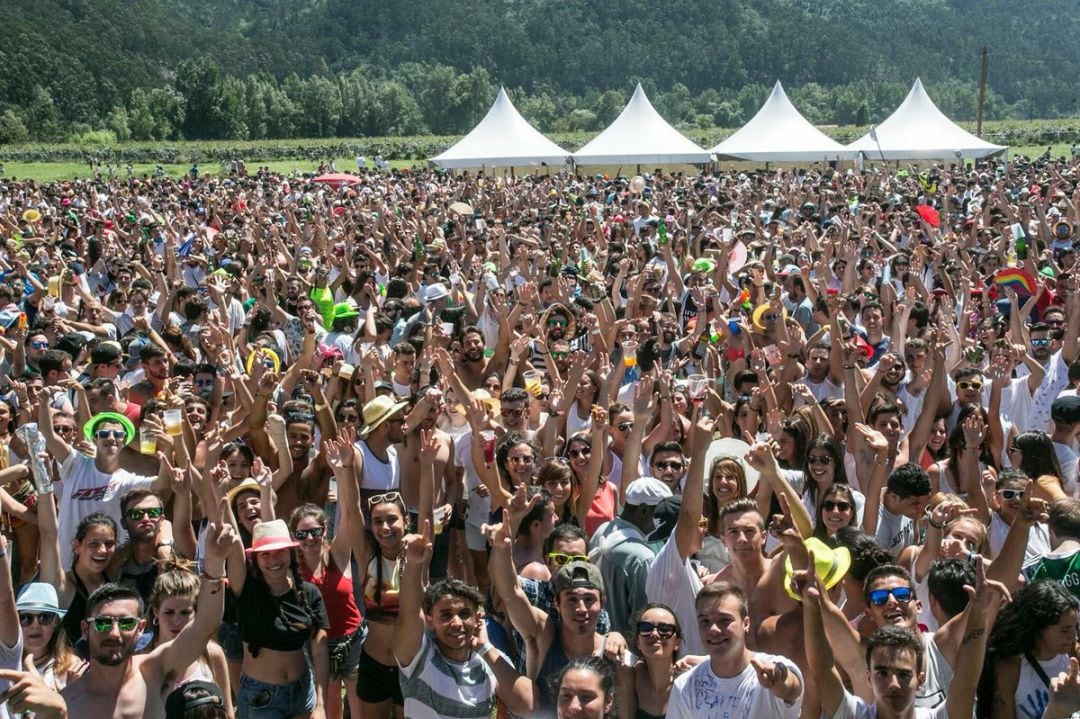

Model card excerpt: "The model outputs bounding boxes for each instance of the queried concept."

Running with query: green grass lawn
[1,145,1076,183]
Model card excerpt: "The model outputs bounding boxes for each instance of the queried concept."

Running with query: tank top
[356,440,399,492]
[362,553,402,622]
[1015,653,1068,719]
[301,554,362,638]
[62,572,93,644]
[536,616,571,717]
[585,480,617,540]
[565,403,593,438]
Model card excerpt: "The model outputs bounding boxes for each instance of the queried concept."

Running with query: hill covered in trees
[1,0,1077,142]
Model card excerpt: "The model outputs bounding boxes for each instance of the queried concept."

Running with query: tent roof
[430,88,569,169]
[572,84,712,166]
[710,81,857,162]
[847,78,1006,160]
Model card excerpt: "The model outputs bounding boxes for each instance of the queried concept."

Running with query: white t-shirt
[1053,440,1079,496]
[1029,351,1071,433]
[57,452,156,568]
[645,533,704,656]
[454,431,490,528]
[875,503,914,557]
[667,654,803,719]
[0,633,23,719]
[829,688,947,719]
[989,513,1051,564]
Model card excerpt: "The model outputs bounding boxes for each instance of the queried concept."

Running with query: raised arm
[675,411,710,560]
[393,521,433,668]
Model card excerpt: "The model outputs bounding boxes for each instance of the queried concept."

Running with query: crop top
[362,553,402,622]
[229,577,329,657]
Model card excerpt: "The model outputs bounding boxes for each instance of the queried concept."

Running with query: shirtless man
[455,325,512,391]
[710,500,773,634]
[61,511,233,718]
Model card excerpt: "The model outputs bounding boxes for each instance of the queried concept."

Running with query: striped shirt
[399,632,497,719]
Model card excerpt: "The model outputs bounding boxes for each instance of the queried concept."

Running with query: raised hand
[961,412,986,449]
[402,520,433,564]
[0,654,68,719]
[750,656,792,696]
[419,428,439,464]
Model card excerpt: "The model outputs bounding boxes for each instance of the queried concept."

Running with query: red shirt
[300,554,362,638]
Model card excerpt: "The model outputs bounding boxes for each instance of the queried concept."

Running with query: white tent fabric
[572,84,712,166]
[847,78,1006,160]
[711,81,857,162]
[430,88,569,169]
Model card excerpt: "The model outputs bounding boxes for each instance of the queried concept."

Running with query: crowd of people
[0,156,1077,718]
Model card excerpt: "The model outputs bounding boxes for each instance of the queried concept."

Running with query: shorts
[218,620,244,664]
[355,649,402,705]
[237,668,316,719]
[327,626,366,681]
[465,522,488,552]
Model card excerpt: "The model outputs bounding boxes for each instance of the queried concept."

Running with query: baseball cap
[90,341,124,365]
[623,477,672,507]
[1052,395,1080,425]
[647,495,682,543]
[555,561,604,596]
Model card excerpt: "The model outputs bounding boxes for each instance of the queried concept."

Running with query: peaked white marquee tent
[430,87,569,169]
[847,78,1006,160]
[572,84,712,166]
[711,81,857,162]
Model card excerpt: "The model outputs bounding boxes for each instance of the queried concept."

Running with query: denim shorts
[218,620,243,664]
[237,668,316,719]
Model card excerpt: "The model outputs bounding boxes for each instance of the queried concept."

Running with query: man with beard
[115,489,172,605]
[61,518,233,718]
[40,405,176,568]
[400,387,460,579]
[648,441,687,494]
[354,394,408,506]
[127,344,170,408]
[456,325,511,391]
[802,342,843,402]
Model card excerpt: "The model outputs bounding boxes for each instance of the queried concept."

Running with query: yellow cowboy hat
[751,303,787,332]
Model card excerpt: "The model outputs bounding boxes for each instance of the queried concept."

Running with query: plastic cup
[523,369,543,397]
[164,408,183,437]
[622,341,638,367]
[687,373,708,402]
[480,429,496,465]
[433,505,450,536]
[139,427,157,455]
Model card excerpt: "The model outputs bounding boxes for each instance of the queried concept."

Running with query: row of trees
[0,57,1018,144]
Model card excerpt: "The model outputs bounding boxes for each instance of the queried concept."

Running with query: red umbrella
[914,204,940,228]
[312,173,362,188]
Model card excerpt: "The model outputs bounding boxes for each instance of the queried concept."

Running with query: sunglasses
[368,491,402,507]
[548,319,568,327]
[536,392,550,401]
[508,455,534,465]
[1032,339,1050,347]
[126,507,164,521]
[294,527,326,540]
[822,500,852,513]
[568,448,591,459]
[53,425,75,435]
[19,613,57,627]
[868,587,914,606]
[338,413,360,423]
[95,430,127,441]
[617,421,635,432]
[654,460,684,471]
[501,408,526,418]
[550,352,568,360]
[956,381,983,391]
[807,455,833,466]
[30,341,49,349]
[762,314,779,322]
[636,621,677,639]
[1000,488,1025,500]
[547,552,588,568]
[1046,319,1065,327]
[90,616,140,632]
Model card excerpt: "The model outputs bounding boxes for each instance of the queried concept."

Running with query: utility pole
[976,46,988,138]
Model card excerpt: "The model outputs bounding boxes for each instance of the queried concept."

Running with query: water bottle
[16,424,52,495]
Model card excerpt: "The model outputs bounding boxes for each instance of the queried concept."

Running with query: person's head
[717,499,765,558]
[554,561,605,635]
[992,469,1030,524]
[926,558,976,623]
[120,488,165,545]
[38,349,72,385]
[421,578,485,658]
[516,487,557,542]
[776,416,811,467]
[884,463,932,519]
[804,433,847,496]
[72,512,118,574]
[815,483,858,539]
[694,581,749,661]
[1030,321,1053,363]
[367,491,408,552]
[83,583,146,666]
[164,681,229,719]
[649,441,686,493]
[537,459,575,513]
[1048,497,1080,548]
[861,301,884,334]
[140,343,169,384]
[149,569,200,643]
[863,565,919,630]
[553,655,616,719]
[631,602,683,664]
[460,327,485,364]
[184,395,210,432]
[543,524,589,574]
[806,343,831,382]
[953,366,985,407]
[15,583,69,667]
[499,388,529,431]
[707,456,748,522]
[497,431,538,488]
[988,580,1078,661]
[1009,430,1064,484]
[565,434,593,475]
[608,402,634,450]
[282,402,317,459]
[85,378,120,414]
[863,625,925,714]
[868,402,904,449]
[221,442,254,481]
[289,504,328,551]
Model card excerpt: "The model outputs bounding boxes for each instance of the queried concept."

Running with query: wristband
[843,364,856,370]
[927,515,944,530]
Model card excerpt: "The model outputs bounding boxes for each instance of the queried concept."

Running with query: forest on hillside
[1,0,1077,142]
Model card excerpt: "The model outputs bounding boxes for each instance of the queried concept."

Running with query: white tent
[711,81,857,162]
[847,78,1006,160]
[572,84,712,166]
[430,87,569,169]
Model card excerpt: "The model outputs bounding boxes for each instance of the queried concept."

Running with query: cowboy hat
[751,303,787,332]
[783,537,852,601]
[359,395,408,437]
[245,519,298,558]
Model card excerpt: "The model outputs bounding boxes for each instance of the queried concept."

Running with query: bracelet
[927,515,944,530]
[874,454,889,467]
[843,364,856,370]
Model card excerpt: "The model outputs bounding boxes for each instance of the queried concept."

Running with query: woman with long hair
[536,459,578,529]
[812,484,859,541]
[698,454,750,572]
[617,603,683,719]
[1009,431,1066,492]
[149,568,234,717]
[929,405,998,497]
[14,582,85,690]
[982,580,1078,719]
[802,433,864,527]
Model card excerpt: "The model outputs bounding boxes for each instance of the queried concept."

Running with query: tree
[0,109,29,144]
[106,106,131,142]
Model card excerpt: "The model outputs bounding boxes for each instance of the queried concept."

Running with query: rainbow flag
[994,269,1037,298]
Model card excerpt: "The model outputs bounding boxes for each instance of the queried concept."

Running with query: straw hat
[245,519,298,558]
[359,395,408,437]
[751,303,787,332]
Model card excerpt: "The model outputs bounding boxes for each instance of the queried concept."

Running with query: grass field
[0,144,1075,183]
